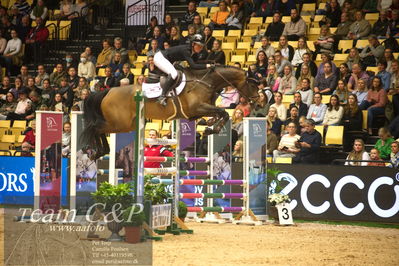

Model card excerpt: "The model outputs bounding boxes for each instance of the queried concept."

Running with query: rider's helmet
[191,34,205,46]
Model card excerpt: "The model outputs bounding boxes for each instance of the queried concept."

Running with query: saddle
[142,70,186,99]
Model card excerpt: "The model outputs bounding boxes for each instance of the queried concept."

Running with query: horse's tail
[81,90,109,148]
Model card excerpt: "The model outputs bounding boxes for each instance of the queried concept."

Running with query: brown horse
[81,65,259,159]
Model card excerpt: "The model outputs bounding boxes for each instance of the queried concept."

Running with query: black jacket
[265,21,285,41]
[289,102,308,118]
[295,61,318,79]
[161,44,207,70]
[207,50,225,65]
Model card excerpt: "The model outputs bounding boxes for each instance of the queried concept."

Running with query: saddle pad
[142,73,186,99]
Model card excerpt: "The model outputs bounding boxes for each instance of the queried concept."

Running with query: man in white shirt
[306,93,327,125]
[0,29,22,75]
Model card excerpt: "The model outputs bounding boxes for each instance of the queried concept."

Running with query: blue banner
[0,156,68,205]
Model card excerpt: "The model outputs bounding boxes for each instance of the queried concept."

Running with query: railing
[331,159,392,167]
[31,22,58,64]
[126,0,149,26]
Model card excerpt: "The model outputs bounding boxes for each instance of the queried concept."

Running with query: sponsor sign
[151,204,172,228]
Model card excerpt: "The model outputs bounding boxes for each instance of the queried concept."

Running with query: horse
[81,65,260,159]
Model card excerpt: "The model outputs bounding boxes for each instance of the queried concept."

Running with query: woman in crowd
[368,148,386,166]
[333,79,349,104]
[270,91,287,121]
[117,63,134,85]
[250,90,269,117]
[266,64,281,92]
[322,94,344,126]
[207,39,225,65]
[232,108,244,139]
[168,26,182,47]
[296,63,314,90]
[278,35,294,61]
[317,53,337,76]
[344,48,360,71]
[345,139,370,166]
[266,106,283,136]
[383,48,394,72]
[254,51,268,79]
[96,39,114,69]
[217,86,239,108]
[342,94,363,151]
[235,97,252,117]
[338,63,351,84]
[0,92,17,120]
[285,106,300,134]
[232,140,243,162]
[278,65,296,95]
[297,78,314,106]
[51,93,65,112]
[273,121,300,161]
[9,77,24,99]
[73,77,89,103]
[314,25,335,57]
[266,119,278,156]
[374,127,395,160]
[359,77,387,135]
[84,46,96,65]
[291,37,312,67]
[203,26,216,53]
[191,15,205,34]
[314,61,338,95]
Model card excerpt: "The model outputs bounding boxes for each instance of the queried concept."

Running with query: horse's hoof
[203,127,214,136]
[206,118,216,126]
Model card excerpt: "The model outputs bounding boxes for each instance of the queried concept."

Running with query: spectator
[334,12,352,41]
[0,76,11,99]
[96,39,114,69]
[49,63,66,87]
[363,0,380,13]
[162,14,175,33]
[333,79,349,104]
[374,127,395,160]
[258,78,273,103]
[314,25,335,57]
[347,10,371,40]
[319,0,341,27]
[317,53,337,77]
[250,90,269,117]
[291,37,311,67]
[22,120,36,149]
[282,8,306,41]
[117,63,134,85]
[376,61,391,91]
[389,60,399,117]
[345,139,370,166]
[73,77,89,103]
[295,53,317,79]
[338,63,351,84]
[232,140,243,162]
[16,15,31,43]
[40,79,52,105]
[10,6,23,26]
[275,0,295,16]
[168,26,182,47]
[278,65,296,95]
[144,16,158,43]
[265,12,285,42]
[67,67,79,90]
[253,50,268,79]
[256,36,275,58]
[6,88,31,121]
[347,63,369,93]
[367,148,386,166]
[150,26,165,50]
[26,77,39,94]
[290,92,308,118]
[136,75,145,86]
[383,48,394,72]
[181,25,196,45]
[390,141,399,168]
[314,62,338,95]
[84,46,96,65]
[203,26,216,52]
[353,78,369,106]
[270,91,287,121]
[232,108,244,139]
[274,50,290,75]
[273,121,300,161]
[322,94,344,126]
[0,30,22,76]
[30,0,48,20]
[285,106,300,134]
[0,31,6,55]
[50,92,65,112]
[180,1,199,30]
[99,66,116,89]
[296,64,314,90]
[389,10,399,36]
[0,92,17,120]
[235,96,251,117]
[55,77,73,109]
[251,0,274,18]
[78,53,96,81]
[344,48,360,71]
[266,106,283,136]
[20,141,33,156]
[306,93,327,125]
[35,64,49,90]
[342,94,363,132]
[209,1,229,30]
[217,85,239,108]
[207,39,225,65]
[266,120,278,156]
[18,65,31,86]
[109,52,123,78]
[278,35,294,61]
[360,77,387,135]
[371,11,390,37]
[359,35,384,67]
[266,64,281,92]
[297,78,314,106]
[74,88,90,111]
[61,121,71,157]
[111,37,129,65]
[1,16,16,40]
[199,0,218,8]
[24,17,49,64]
[293,119,322,164]
[57,0,73,19]
[225,2,243,31]
[14,0,31,16]
[28,90,45,116]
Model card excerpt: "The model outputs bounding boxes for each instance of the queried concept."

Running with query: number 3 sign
[276,203,294,225]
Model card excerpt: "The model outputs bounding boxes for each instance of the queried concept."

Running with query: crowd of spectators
[0,0,398,167]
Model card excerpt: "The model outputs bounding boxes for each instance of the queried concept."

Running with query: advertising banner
[271,164,399,223]
[115,132,136,183]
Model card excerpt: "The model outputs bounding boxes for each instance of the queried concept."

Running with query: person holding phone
[273,122,300,162]
[293,119,322,164]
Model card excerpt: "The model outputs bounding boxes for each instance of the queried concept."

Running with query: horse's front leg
[193,103,229,136]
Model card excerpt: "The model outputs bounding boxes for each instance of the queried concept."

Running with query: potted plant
[123,205,146,244]
[91,182,134,241]
[144,175,169,205]
[178,201,188,222]
[264,168,291,222]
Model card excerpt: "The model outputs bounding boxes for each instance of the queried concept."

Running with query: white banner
[151,203,172,228]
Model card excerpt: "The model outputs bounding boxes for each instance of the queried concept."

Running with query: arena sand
[0,208,398,266]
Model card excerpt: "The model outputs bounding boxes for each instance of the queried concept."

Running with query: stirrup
[157,95,167,106]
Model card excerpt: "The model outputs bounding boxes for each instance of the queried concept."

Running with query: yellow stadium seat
[253,41,262,49]
[338,40,354,52]
[318,3,326,10]
[302,16,312,23]
[266,157,273,163]
[362,110,368,130]
[59,20,71,40]
[213,30,225,40]
[210,6,219,13]
[282,94,294,104]
[225,29,241,42]
[288,41,297,48]
[314,15,324,22]
[307,41,315,51]
[197,7,208,15]
[231,54,246,65]
[45,21,57,40]
[275,157,292,164]
[160,122,171,135]
[366,66,378,73]
[196,125,207,135]
[265,16,273,24]
[97,68,106,77]
[203,18,211,25]
[222,42,236,50]
[281,16,290,23]
[247,54,256,64]
[321,97,330,104]
[145,122,160,131]
[315,125,324,143]
[365,13,379,21]
[0,135,15,150]
[136,55,147,63]
[270,41,279,48]
[131,68,142,76]
[330,27,337,33]
[242,29,257,37]
[226,109,234,117]
[12,120,26,129]
[302,3,316,12]
[325,126,344,145]
[334,54,347,66]
[308,28,320,41]
[249,17,263,25]
[181,30,188,37]
[236,42,251,51]
[0,120,11,128]
[356,40,369,49]
[142,43,149,54]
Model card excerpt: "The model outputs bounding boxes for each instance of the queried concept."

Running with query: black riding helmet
[191,34,205,46]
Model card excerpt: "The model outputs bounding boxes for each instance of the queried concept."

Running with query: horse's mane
[183,64,246,77]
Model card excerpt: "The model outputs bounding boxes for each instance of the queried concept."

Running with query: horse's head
[240,77,260,106]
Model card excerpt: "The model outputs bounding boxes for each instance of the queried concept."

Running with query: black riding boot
[158,74,176,106]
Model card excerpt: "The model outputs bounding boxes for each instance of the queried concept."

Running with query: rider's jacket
[161,44,207,70]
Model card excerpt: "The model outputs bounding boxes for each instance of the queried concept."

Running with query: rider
[153,34,214,105]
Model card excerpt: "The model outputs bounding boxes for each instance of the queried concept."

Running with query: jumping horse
[81,65,260,159]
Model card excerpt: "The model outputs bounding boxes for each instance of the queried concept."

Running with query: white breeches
[154,51,178,79]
